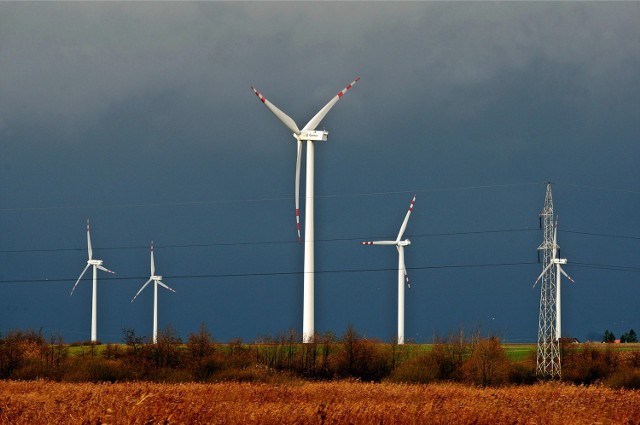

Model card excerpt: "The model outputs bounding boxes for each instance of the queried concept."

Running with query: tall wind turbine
[251,77,360,343]
[534,218,575,341]
[362,195,416,345]
[70,219,115,343]
[131,241,176,344]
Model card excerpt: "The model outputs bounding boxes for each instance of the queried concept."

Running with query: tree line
[603,329,637,343]
[1,325,640,388]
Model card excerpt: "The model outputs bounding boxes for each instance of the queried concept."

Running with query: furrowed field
[1,380,640,424]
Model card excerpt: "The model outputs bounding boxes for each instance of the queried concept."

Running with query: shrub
[387,353,439,383]
[607,368,640,389]
[430,329,470,381]
[187,323,215,371]
[192,354,219,381]
[208,364,299,384]
[333,326,391,381]
[65,358,132,382]
[462,336,511,387]
[508,360,537,385]
[562,344,620,385]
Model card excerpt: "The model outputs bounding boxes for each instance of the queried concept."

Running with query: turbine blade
[96,264,115,274]
[157,280,176,293]
[251,85,301,134]
[559,267,576,284]
[361,241,397,245]
[553,218,559,258]
[86,219,93,260]
[131,279,153,302]
[397,246,410,288]
[71,263,90,295]
[150,241,155,276]
[397,195,416,242]
[302,77,360,131]
[295,139,302,240]
[533,263,553,288]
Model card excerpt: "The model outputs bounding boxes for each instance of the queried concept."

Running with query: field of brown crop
[1,380,639,424]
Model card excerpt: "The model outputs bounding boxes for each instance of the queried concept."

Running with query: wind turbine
[70,219,115,343]
[362,195,416,345]
[131,241,176,344]
[251,77,360,343]
[534,218,575,341]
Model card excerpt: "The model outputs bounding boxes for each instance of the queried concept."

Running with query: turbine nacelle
[295,130,329,142]
[88,259,104,266]
[151,275,163,281]
[398,239,411,247]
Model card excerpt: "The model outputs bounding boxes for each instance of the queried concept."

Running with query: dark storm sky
[1,2,639,343]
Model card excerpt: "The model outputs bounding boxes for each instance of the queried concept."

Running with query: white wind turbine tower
[70,219,115,343]
[251,77,360,343]
[131,241,176,344]
[534,218,575,341]
[362,195,416,345]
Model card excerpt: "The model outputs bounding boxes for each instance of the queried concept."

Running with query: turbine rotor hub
[298,130,328,141]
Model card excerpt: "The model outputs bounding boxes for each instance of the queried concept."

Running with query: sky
[1,2,639,344]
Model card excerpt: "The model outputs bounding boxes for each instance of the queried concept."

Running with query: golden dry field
[1,380,639,424]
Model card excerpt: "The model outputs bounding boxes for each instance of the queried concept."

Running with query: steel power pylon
[536,182,561,379]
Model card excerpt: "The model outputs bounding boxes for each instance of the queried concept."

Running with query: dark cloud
[0,2,638,343]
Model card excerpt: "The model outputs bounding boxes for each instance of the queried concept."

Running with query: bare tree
[187,323,214,369]
[463,336,510,387]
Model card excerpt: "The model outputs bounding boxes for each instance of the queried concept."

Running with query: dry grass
[1,380,639,424]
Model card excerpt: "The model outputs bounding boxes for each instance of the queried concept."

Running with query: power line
[0,228,537,253]
[0,262,537,284]
[0,182,549,212]
[554,182,640,196]
[1,259,638,285]
[560,230,640,241]
[571,262,640,273]
[0,196,292,213]
[3,181,638,214]
[2,227,638,254]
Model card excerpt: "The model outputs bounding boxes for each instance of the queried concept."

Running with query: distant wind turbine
[131,241,176,344]
[534,218,575,340]
[70,220,115,343]
[362,195,416,345]
[251,77,360,343]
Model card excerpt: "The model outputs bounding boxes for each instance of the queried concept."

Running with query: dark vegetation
[603,328,638,343]
[1,325,640,388]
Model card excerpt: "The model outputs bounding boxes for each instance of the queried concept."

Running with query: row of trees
[1,325,640,387]
[603,329,638,343]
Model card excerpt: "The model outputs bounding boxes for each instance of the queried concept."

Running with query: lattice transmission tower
[536,182,561,379]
